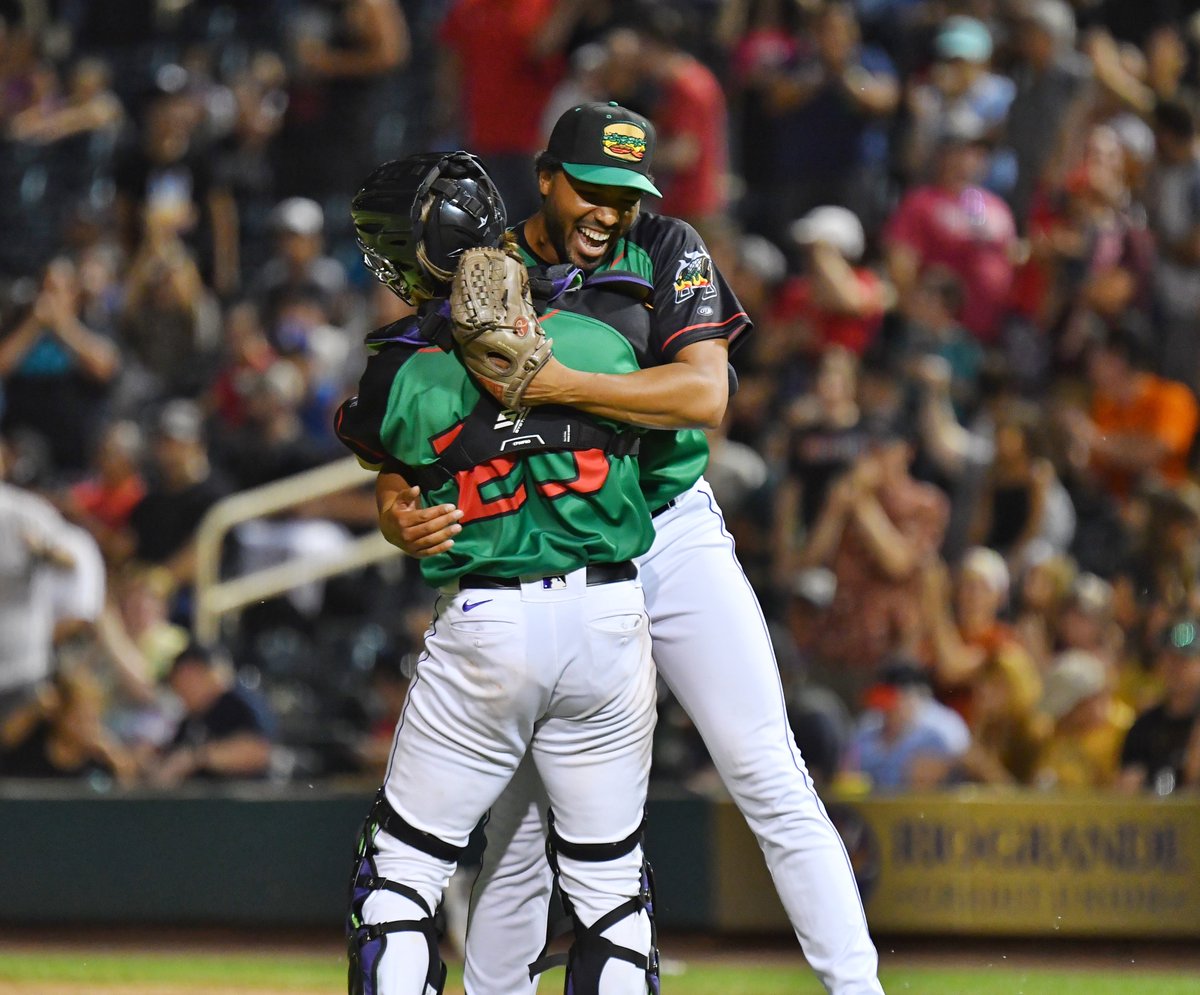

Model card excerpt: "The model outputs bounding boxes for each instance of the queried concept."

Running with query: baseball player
[375,104,885,994]
[336,152,661,995]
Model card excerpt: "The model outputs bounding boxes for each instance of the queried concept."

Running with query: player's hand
[379,484,463,558]
[505,350,569,407]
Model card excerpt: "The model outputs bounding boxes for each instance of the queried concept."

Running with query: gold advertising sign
[713,793,1200,937]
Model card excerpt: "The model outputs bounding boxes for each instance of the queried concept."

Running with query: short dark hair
[534,151,563,177]
[1094,321,1151,369]
[1154,99,1195,141]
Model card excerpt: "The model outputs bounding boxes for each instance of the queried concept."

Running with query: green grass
[0,950,1195,993]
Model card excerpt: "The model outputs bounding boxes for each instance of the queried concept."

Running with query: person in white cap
[1033,649,1133,788]
[248,196,349,326]
[782,204,890,357]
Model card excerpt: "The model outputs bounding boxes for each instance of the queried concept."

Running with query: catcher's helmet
[352,151,507,304]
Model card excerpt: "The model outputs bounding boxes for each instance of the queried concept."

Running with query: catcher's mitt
[450,246,553,411]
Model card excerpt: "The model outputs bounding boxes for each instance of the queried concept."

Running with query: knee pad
[528,813,661,995]
[347,792,466,995]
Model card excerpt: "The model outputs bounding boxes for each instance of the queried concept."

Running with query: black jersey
[514,212,752,509]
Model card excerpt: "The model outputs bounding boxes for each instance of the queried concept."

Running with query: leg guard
[347,792,463,995]
[529,813,660,995]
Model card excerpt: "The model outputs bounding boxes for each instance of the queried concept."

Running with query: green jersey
[337,308,653,589]
[514,211,752,510]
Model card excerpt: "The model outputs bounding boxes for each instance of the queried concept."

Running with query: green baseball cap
[546,101,662,197]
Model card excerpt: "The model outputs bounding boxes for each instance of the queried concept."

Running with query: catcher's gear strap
[527,266,653,313]
[402,394,640,496]
[347,833,446,995]
[548,815,646,863]
[528,812,659,989]
[368,790,470,864]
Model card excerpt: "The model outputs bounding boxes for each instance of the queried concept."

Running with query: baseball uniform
[337,271,660,995]
[458,213,884,995]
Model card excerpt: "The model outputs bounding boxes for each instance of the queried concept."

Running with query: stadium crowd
[1,0,1200,799]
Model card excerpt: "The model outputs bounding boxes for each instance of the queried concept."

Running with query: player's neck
[520,215,559,266]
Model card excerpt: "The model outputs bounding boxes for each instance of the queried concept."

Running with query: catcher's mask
[352,151,508,304]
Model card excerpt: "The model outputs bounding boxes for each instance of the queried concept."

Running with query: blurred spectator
[776,205,889,358]
[105,564,191,686]
[1012,549,1077,673]
[885,115,1018,346]
[58,419,147,561]
[960,648,1048,785]
[773,347,872,582]
[249,196,350,330]
[970,406,1075,575]
[0,662,137,785]
[353,641,411,779]
[276,0,409,203]
[920,547,1041,724]
[8,56,125,146]
[1003,0,1090,230]
[1034,648,1133,789]
[118,210,221,402]
[214,51,288,282]
[1059,325,1199,501]
[891,269,981,415]
[800,426,949,705]
[0,255,120,476]
[144,642,275,787]
[841,659,970,792]
[1147,99,1200,389]
[216,360,334,491]
[902,17,1015,190]
[635,8,730,228]
[754,1,898,241]
[116,399,231,592]
[0,437,80,718]
[1034,123,1154,372]
[206,300,278,430]
[435,0,573,221]
[777,567,852,788]
[1055,571,1125,671]
[1116,615,1200,794]
[113,84,240,297]
[1127,484,1200,615]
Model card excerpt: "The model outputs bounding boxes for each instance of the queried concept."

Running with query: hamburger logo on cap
[602,122,647,163]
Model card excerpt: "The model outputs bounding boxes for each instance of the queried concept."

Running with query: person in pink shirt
[885,118,1018,345]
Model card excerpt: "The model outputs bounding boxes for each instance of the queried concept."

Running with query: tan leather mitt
[449,246,553,411]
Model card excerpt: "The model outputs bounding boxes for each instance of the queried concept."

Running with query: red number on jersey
[536,449,610,498]
[452,449,611,524]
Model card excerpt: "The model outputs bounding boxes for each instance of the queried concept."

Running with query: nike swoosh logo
[462,599,493,612]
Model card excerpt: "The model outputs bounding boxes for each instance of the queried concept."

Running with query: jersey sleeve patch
[630,213,754,360]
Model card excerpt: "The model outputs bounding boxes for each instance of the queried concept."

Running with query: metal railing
[193,457,402,643]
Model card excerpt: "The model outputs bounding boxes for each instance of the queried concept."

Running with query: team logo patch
[673,250,717,304]
[602,122,647,163]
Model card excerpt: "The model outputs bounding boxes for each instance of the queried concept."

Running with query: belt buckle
[542,575,568,590]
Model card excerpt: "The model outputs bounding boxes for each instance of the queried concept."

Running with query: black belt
[650,498,677,519]
[458,561,636,590]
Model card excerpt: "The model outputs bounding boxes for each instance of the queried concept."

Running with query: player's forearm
[529,357,728,430]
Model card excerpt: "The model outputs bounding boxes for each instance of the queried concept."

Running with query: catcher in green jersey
[338,152,660,995]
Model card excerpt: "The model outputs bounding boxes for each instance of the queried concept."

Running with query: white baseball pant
[464,480,884,995]
[364,569,657,995]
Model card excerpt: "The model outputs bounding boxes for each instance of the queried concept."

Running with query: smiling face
[534,168,641,271]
